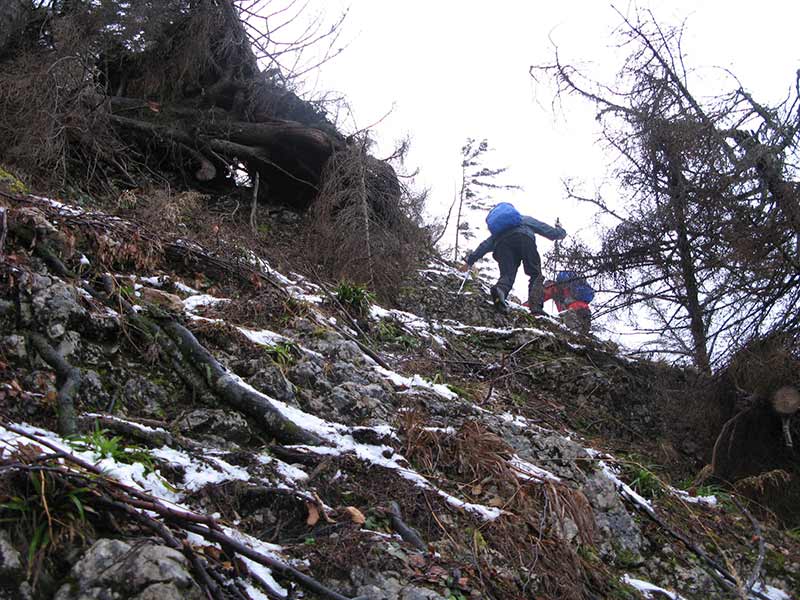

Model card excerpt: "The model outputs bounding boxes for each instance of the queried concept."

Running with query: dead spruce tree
[445,138,520,262]
[309,135,428,298]
[533,7,800,370]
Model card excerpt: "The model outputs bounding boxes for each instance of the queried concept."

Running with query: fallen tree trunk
[157,318,323,446]
[98,91,344,201]
[107,112,326,194]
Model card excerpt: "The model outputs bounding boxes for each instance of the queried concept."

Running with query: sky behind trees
[300,1,798,233]
[288,1,800,348]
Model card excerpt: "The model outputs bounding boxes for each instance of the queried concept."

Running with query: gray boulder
[176,408,253,447]
[0,531,23,583]
[288,359,332,392]
[54,538,202,600]
[118,376,168,418]
[351,569,445,600]
[26,274,87,340]
[247,361,296,402]
[583,470,646,565]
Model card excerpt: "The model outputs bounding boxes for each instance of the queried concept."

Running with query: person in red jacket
[543,279,591,335]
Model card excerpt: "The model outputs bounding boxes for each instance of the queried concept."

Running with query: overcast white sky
[285,1,799,323]
[299,1,798,229]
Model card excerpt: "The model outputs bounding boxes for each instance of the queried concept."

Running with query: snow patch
[237,327,290,346]
[374,366,458,400]
[598,460,654,514]
[752,582,791,600]
[509,455,561,483]
[82,413,167,435]
[670,487,718,507]
[622,575,687,599]
[183,294,227,310]
[257,454,309,484]
[151,447,251,491]
[222,526,288,598]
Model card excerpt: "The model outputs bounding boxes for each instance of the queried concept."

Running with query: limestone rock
[139,287,184,312]
[583,470,646,565]
[0,531,23,582]
[247,360,296,402]
[118,376,168,418]
[25,274,87,339]
[176,408,253,447]
[53,538,202,600]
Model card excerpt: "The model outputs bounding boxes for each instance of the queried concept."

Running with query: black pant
[492,232,544,310]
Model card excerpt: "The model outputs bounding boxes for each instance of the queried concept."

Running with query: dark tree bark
[662,142,711,373]
[0,1,28,56]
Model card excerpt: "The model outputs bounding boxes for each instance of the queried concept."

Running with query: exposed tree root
[27,332,80,436]
[388,500,427,552]
[156,318,323,446]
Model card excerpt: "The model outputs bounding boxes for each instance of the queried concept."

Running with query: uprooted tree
[0,1,427,295]
[532,7,800,371]
[0,1,343,200]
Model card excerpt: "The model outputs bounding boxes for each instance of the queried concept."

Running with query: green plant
[119,284,136,302]
[69,424,155,474]
[614,546,642,568]
[0,165,30,194]
[266,341,300,370]
[576,543,600,564]
[693,484,728,499]
[628,466,663,499]
[510,392,527,407]
[334,281,375,316]
[376,320,419,350]
[446,383,471,399]
[0,470,94,584]
[788,527,800,542]
[363,513,391,532]
[278,298,310,327]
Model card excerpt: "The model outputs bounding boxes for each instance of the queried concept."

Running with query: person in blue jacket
[461,203,566,314]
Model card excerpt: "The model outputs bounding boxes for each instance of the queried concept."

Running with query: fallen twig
[77,413,177,448]
[1,422,362,600]
[180,522,361,600]
[249,171,260,234]
[732,495,766,598]
[0,206,7,256]
[388,501,427,552]
[622,491,771,600]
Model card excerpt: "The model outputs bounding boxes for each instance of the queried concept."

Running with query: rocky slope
[0,189,797,600]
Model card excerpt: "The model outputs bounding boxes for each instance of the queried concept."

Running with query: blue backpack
[486,202,522,235]
[556,270,595,303]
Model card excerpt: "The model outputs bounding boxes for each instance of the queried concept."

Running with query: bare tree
[533,7,800,370]
[449,138,520,261]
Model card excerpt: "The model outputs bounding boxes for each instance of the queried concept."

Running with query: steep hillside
[0,187,797,600]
